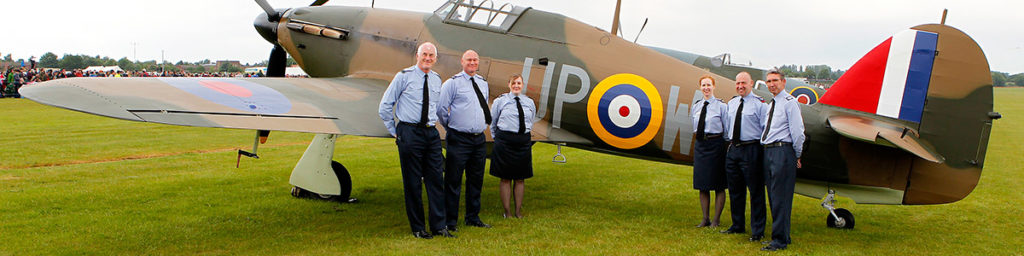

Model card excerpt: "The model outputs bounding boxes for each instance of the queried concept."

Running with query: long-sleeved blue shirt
[760,91,806,158]
[437,71,489,134]
[691,96,729,134]
[490,93,536,136]
[725,93,768,142]
[378,65,443,136]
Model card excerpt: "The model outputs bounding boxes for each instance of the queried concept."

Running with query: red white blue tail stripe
[819,29,938,123]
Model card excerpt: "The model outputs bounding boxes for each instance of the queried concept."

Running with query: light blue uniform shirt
[378,65,443,136]
[725,93,768,142]
[691,96,729,134]
[490,93,536,135]
[760,91,806,158]
[438,71,489,134]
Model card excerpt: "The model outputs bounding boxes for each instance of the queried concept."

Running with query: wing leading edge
[20,77,392,137]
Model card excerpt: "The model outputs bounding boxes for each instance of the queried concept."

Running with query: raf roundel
[790,86,819,104]
[587,73,663,149]
[158,77,293,114]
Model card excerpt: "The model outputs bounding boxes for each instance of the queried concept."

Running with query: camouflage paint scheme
[20,1,995,205]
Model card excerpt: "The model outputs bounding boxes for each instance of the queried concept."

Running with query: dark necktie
[696,101,709,138]
[733,98,744,143]
[470,77,492,124]
[762,100,776,142]
[419,74,429,126]
[515,96,525,134]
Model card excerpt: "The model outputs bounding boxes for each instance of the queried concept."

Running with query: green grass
[1,88,1023,255]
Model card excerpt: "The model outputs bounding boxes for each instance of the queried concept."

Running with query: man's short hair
[767,69,785,79]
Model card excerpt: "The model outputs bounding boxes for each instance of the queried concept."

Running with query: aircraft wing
[19,77,391,137]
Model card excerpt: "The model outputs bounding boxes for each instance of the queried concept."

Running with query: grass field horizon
[1,88,1022,255]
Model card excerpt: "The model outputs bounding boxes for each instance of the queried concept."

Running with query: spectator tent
[83,66,125,73]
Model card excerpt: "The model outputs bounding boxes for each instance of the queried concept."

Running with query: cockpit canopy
[434,0,530,33]
[710,53,756,68]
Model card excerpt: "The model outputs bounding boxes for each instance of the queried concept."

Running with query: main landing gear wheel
[826,208,855,229]
[289,161,358,203]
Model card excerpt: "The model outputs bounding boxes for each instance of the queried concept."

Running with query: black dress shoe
[761,244,786,251]
[749,234,764,242]
[466,220,492,228]
[433,229,457,238]
[412,231,433,239]
[447,225,458,232]
[720,227,745,234]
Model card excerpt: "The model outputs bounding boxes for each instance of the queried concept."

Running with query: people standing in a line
[721,72,769,242]
[691,75,729,228]
[377,42,454,239]
[438,50,492,231]
[489,74,535,219]
[759,70,806,251]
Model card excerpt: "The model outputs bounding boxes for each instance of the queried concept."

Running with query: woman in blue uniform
[489,74,536,219]
[692,75,729,227]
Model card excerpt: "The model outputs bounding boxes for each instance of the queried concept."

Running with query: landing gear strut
[288,134,357,203]
[822,189,854,229]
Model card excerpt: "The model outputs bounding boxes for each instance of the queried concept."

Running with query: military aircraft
[20,0,1000,229]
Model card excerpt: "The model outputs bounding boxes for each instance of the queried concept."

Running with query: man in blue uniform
[721,72,769,243]
[438,50,492,231]
[759,70,805,251]
[378,42,454,239]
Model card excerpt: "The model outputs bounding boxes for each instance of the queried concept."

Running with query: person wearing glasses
[488,74,535,219]
[691,75,729,228]
[759,70,805,251]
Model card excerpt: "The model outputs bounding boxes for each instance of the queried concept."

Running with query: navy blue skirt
[693,137,728,190]
[489,130,533,180]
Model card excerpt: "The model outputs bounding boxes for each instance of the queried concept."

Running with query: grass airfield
[1,88,1022,255]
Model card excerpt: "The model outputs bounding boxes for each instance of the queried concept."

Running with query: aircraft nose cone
[254,12,279,44]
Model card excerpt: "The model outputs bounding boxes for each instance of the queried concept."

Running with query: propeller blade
[610,0,621,35]
[255,0,277,19]
[310,0,329,6]
[267,45,287,77]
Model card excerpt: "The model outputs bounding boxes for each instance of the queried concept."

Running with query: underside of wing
[20,77,391,137]
[827,115,944,163]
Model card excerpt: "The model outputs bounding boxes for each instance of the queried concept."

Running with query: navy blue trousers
[764,146,797,248]
[725,142,767,236]
[396,123,446,233]
[444,130,486,227]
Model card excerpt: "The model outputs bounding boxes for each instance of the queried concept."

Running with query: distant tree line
[990,71,1024,87]
[777,64,1022,87]
[777,64,846,81]
[3,52,296,74]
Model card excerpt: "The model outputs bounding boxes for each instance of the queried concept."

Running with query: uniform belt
[399,121,434,128]
[448,128,482,136]
[697,133,722,140]
[763,141,792,148]
[498,129,530,135]
[730,140,760,147]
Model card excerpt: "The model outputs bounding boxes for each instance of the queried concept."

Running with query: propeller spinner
[253,0,329,77]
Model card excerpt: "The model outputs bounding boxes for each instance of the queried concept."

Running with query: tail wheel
[826,208,855,229]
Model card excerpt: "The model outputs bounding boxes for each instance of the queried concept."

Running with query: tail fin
[820,24,995,204]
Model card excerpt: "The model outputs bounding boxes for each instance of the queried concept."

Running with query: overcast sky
[3,0,1021,73]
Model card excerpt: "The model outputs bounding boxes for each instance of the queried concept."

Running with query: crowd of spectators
[1,67,292,98]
